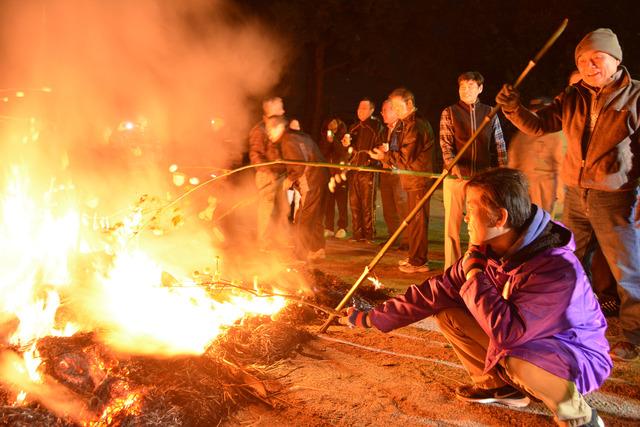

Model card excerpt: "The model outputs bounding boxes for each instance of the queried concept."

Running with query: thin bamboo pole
[318,18,569,333]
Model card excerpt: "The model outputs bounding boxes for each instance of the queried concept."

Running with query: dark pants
[379,173,407,243]
[586,243,618,303]
[405,186,430,266]
[563,186,640,344]
[349,172,375,240]
[295,186,327,257]
[325,183,348,231]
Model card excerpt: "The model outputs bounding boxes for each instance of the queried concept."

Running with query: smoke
[0,0,289,286]
[0,0,313,353]
[0,0,285,206]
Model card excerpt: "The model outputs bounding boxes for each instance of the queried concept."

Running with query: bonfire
[0,165,390,426]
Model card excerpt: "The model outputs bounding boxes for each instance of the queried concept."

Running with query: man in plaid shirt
[439,71,507,269]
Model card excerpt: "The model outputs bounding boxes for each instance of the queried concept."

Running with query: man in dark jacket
[319,117,349,239]
[440,71,507,269]
[497,28,640,361]
[371,88,435,273]
[344,168,611,427]
[266,116,329,261]
[344,99,383,243]
[376,99,408,249]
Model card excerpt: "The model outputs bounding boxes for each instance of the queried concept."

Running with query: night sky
[237,0,640,140]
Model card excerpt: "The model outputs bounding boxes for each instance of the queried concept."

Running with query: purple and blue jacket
[369,206,612,394]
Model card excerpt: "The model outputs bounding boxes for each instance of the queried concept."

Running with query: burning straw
[1,323,310,426]
[0,268,389,426]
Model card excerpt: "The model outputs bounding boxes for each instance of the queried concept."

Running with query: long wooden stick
[318,18,569,333]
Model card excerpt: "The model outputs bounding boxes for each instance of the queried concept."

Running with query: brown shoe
[398,263,430,273]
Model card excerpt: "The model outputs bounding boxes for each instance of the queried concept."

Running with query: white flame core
[0,166,288,408]
[91,250,286,355]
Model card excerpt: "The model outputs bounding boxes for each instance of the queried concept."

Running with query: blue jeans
[563,186,640,344]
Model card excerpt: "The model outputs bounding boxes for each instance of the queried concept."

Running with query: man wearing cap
[497,28,640,361]
[248,97,290,252]
[265,115,329,261]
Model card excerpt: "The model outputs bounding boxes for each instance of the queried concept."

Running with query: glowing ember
[87,392,142,426]
[367,276,384,290]
[0,350,89,419]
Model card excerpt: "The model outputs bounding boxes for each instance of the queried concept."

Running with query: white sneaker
[335,228,347,239]
[324,229,335,237]
[398,258,410,266]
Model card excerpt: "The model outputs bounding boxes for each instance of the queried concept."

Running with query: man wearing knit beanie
[575,28,622,63]
[497,27,640,365]
[574,28,622,88]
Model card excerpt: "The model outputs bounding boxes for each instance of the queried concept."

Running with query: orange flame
[84,249,286,355]
[86,392,142,426]
[1,165,288,414]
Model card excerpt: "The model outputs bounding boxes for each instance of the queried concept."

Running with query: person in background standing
[248,97,290,252]
[319,117,349,239]
[497,28,640,361]
[344,99,383,243]
[439,71,507,270]
[266,116,329,262]
[508,97,565,215]
[370,88,435,273]
[375,99,408,249]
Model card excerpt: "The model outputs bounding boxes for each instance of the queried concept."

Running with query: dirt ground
[222,196,640,427]
[226,325,634,427]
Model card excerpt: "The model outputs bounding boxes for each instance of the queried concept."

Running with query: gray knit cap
[575,28,622,64]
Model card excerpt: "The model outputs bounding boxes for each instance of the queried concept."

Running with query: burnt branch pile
[0,269,391,426]
[1,323,311,426]
[0,404,75,427]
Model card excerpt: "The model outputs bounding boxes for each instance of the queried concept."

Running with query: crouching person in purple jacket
[343,168,611,427]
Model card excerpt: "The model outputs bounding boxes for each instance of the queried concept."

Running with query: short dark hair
[359,98,375,110]
[388,88,415,107]
[465,168,531,229]
[457,71,484,86]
